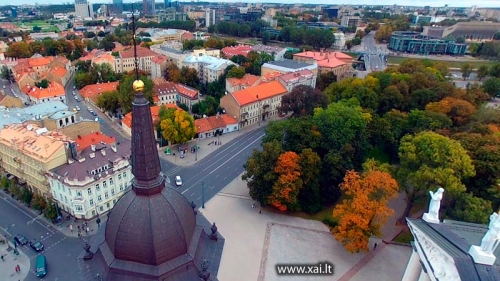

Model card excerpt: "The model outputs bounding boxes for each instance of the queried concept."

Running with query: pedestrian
[77,225,80,231]
[85,227,89,233]
[17,264,20,272]
[70,225,73,233]
[259,209,262,214]
[15,265,18,273]
[374,243,378,250]
[252,203,255,208]
[1,255,4,261]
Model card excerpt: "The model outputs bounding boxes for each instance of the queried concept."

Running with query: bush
[322,217,338,228]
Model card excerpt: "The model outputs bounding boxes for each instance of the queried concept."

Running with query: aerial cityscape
[0,1,500,281]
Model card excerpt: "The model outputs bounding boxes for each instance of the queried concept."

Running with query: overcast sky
[4,0,500,8]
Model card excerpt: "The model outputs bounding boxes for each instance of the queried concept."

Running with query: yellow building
[0,124,71,196]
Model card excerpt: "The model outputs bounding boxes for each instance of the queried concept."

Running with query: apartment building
[183,55,236,83]
[225,74,261,94]
[139,28,186,43]
[48,140,132,219]
[261,59,318,78]
[12,55,72,89]
[114,46,157,74]
[150,45,190,68]
[121,104,182,136]
[293,50,353,79]
[22,81,66,104]
[0,124,72,196]
[151,55,169,79]
[194,114,239,139]
[220,80,287,127]
[277,69,316,92]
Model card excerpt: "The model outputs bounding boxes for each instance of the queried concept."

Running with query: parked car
[14,234,28,246]
[91,111,97,116]
[87,107,92,111]
[29,240,44,252]
[175,176,182,186]
[75,106,81,111]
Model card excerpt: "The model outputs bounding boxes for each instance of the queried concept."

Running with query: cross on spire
[131,5,140,81]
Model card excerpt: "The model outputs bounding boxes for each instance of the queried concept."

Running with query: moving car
[14,234,28,246]
[175,176,182,186]
[72,107,77,113]
[75,106,81,111]
[35,255,47,278]
[29,240,44,252]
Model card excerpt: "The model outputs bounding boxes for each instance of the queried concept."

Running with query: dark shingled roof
[105,187,196,266]
[50,142,131,184]
[265,59,315,70]
[408,218,500,281]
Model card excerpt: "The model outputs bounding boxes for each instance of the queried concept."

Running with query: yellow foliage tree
[426,97,476,126]
[160,108,196,144]
[269,151,303,211]
[332,169,398,253]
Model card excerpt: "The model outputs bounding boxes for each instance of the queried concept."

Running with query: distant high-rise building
[143,0,155,15]
[75,0,94,18]
[164,0,171,9]
[10,7,18,18]
[205,9,215,28]
[112,0,123,14]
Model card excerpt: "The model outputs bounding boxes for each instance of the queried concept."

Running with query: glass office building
[389,31,467,55]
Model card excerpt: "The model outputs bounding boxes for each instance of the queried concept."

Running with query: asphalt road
[0,194,84,281]
[362,33,387,72]
[0,123,266,280]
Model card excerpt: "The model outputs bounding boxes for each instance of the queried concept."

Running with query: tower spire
[129,5,165,196]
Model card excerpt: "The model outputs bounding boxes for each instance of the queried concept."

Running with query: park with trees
[243,58,500,253]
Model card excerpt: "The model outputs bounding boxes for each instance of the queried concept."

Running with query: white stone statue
[480,212,500,254]
[423,188,444,223]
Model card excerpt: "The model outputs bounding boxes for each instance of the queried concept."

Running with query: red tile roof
[49,66,67,78]
[75,131,115,152]
[175,83,198,99]
[23,81,65,99]
[195,114,238,134]
[120,46,157,59]
[278,69,314,83]
[28,57,52,67]
[80,82,119,98]
[154,82,177,96]
[121,104,182,129]
[151,55,168,64]
[227,74,260,87]
[293,51,353,68]
[232,80,287,106]
[221,45,252,57]
[260,71,282,83]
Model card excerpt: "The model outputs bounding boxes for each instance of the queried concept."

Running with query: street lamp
[201,182,205,209]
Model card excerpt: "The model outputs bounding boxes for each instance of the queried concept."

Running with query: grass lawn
[393,229,413,244]
[266,204,337,229]
[387,56,497,69]
[345,52,361,58]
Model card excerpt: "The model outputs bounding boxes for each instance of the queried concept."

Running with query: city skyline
[1,0,500,8]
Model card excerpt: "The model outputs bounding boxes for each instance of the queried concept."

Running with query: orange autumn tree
[425,97,476,126]
[269,151,302,211]
[332,168,398,253]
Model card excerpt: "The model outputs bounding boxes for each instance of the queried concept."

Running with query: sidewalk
[0,239,30,281]
[158,115,283,167]
[0,191,107,239]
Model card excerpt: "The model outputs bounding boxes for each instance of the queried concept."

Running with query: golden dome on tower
[133,80,144,92]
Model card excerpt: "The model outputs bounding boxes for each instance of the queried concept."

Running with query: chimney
[325,53,329,59]
[111,144,117,153]
[91,144,96,151]
[320,49,324,56]
[101,149,106,156]
[89,153,96,159]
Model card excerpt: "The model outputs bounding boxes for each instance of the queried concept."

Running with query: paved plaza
[200,175,412,281]
[0,240,30,281]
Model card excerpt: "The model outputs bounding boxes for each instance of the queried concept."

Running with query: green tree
[448,193,492,224]
[0,176,9,191]
[6,41,32,58]
[460,63,473,80]
[19,187,33,205]
[262,31,270,45]
[490,63,500,78]
[225,66,246,79]
[0,66,15,83]
[396,131,475,221]
[35,79,49,89]
[44,199,58,221]
[297,148,322,213]
[477,65,489,81]
[159,108,196,144]
[279,85,328,117]
[96,90,120,113]
[242,140,283,205]
[483,77,500,97]
[31,194,47,210]
[117,75,154,113]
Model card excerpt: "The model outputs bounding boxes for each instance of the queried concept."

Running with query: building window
[76,191,82,197]
[123,172,127,178]
[120,184,124,191]
[118,174,121,180]
[64,196,68,203]
[111,189,115,195]
[96,184,100,191]
[87,188,92,195]
[98,195,102,202]
[75,205,83,211]
[99,206,103,212]
[110,178,114,185]
[105,192,109,199]
[90,199,94,206]
[103,181,107,188]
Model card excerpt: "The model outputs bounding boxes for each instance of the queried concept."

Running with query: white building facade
[48,142,132,219]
